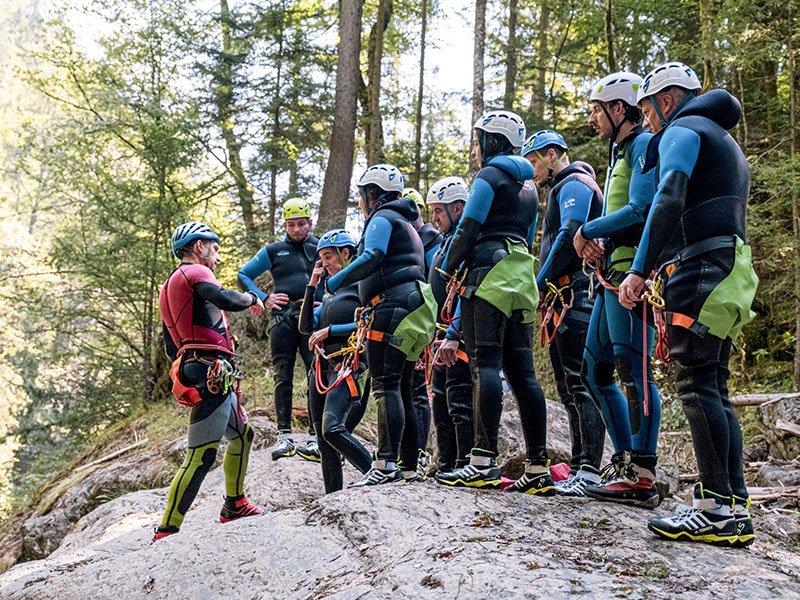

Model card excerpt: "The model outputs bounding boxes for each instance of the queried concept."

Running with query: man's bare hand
[266,292,290,310]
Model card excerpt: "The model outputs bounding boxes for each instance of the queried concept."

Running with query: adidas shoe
[350,460,404,487]
[219,495,266,523]
[296,437,322,463]
[648,483,738,546]
[584,452,660,508]
[555,464,601,498]
[434,452,501,489]
[731,494,756,547]
[506,462,556,496]
[271,433,295,461]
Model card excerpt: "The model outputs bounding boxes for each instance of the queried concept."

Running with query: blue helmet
[317,228,356,253]
[171,221,219,258]
[521,129,569,157]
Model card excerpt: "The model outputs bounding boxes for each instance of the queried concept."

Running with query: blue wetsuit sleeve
[445,298,462,340]
[329,322,358,336]
[425,244,438,273]
[327,216,392,292]
[631,126,700,276]
[238,247,272,301]
[582,156,656,243]
[526,211,538,249]
[536,180,594,290]
[442,177,494,273]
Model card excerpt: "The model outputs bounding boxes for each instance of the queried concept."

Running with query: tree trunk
[504,0,518,108]
[215,0,260,253]
[789,6,800,389]
[604,0,617,72]
[269,164,278,238]
[736,68,748,153]
[529,4,550,125]
[698,0,716,89]
[318,0,364,233]
[412,0,428,189]
[470,0,487,173]
[364,0,392,165]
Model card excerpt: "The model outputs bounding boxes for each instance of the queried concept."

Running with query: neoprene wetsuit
[428,227,474,471]
[158,263,258,529]
[631,89,758,501]
[327,197,436,472]
[238,234,319,434]
[299,281,371,493]
[538,161,606,471]
[411,222,444,454]
[441,154,548,465]
[580,128,662,462]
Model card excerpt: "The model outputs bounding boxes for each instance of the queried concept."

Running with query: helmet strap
[600,101,621,168]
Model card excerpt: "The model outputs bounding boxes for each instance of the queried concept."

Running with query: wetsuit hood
[373,197,421,222]
[552,160,596,185]
[671,89,741,131]
[487,155,534,181]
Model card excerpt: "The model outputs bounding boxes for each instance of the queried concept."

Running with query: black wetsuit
[630,89,753,500]
[428,230,474,471]
[538,161,606,471]
[238,235,319,433]
[299,281,371,493]
[411,222,444,452]
[442,154,548,464]
[327,197,426,470]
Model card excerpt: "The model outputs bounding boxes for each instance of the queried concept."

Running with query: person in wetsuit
[573,72,662,509]
[326,164,437,486]
[298,229,372,493]
[435,110,553,496]
[154,222,265,542]
[423,176,474,474]
[238,198,320,462]
[524,129,607,497]
[618,62,758,547]
[404,187,443,467]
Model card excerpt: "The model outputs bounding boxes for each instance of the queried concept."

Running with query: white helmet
[473,110,526,148]
[426,176,469,205]
[637,62,701,104]
[357,164,405,193]
[590,72,643,107]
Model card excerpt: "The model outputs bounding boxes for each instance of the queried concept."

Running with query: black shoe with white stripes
[350,460,404,487]
[435,452,501,489]
[648,483,738,546]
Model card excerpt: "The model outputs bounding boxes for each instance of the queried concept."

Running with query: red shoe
[152,526,179,542]
[219,496,265,523]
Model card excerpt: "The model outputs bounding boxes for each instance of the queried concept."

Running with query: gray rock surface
[2,446,799,600]
[759,397,800,460]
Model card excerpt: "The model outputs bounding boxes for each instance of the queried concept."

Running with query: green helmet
[402,188,425,211]
[282,197,312,220]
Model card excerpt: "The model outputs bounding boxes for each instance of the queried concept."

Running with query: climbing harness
[313,307,374,395]
[538,279,573,347]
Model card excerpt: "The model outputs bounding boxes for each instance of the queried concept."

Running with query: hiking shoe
[648,483,737,546]
[506,462,556,496]
[350,460,404,487]
[296,437,321,463]
[731,494,756,547]
[584,453,660,508]
[434,453,501,489]
[271,434,295,461]
[220,495,266,523]
[152,525,179,542]
[555,464,601,498]
[417,449,432,479]
[402,470,422,483]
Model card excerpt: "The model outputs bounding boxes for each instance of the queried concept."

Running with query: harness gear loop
[538,279,573,347]
[435,267,467,325]
[312,307,374,395]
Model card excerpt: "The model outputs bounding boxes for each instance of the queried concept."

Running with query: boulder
[3,448,798,599]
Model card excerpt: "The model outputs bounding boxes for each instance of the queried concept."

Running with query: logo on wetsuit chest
[564,198,576,208]
[277,250,291,256]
